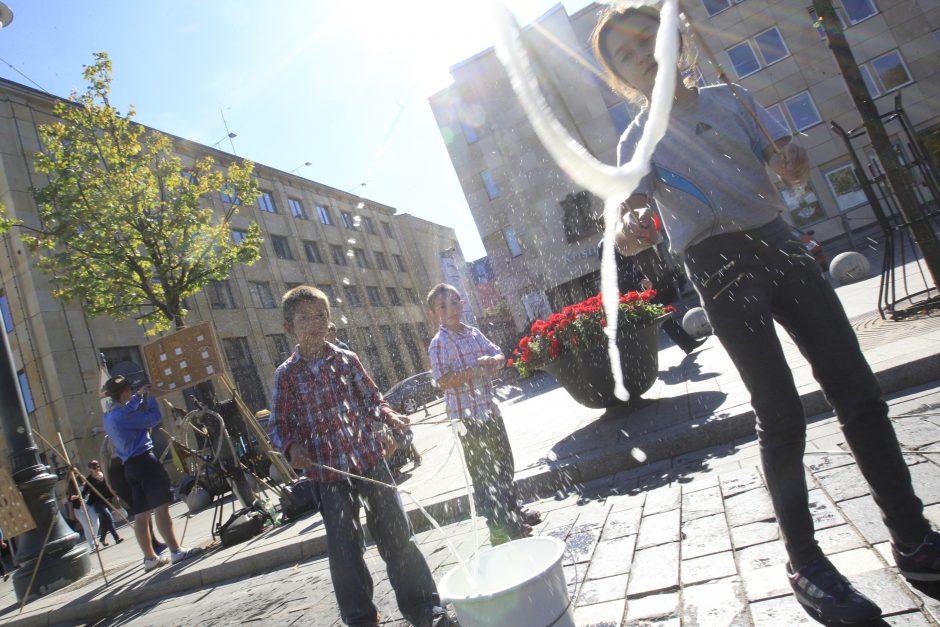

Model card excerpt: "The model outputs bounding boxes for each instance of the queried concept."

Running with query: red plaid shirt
[269,344,395,483]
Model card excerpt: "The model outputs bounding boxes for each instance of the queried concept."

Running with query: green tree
[22,52,263,334]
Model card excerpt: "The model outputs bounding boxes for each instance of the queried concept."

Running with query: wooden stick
[18,512,57,613]
[57,433,108,585]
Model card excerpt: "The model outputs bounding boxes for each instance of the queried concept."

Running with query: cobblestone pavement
[88,383,940,626]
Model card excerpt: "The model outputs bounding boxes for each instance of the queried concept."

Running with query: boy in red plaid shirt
[268,286,450,627]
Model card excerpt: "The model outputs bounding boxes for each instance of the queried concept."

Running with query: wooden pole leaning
[57,433,109,585]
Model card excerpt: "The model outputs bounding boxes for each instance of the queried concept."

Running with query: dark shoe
[519,507,543,526]
[787,558,881,624]
[893,530,940,581]
[154,542,168,555]
[682,337,707,355]
[101,540,109,547]
[115,537,124,544]
[430,606,457,627]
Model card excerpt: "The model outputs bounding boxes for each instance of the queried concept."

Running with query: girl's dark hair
[590,4,696,107]
[281,285,330,322]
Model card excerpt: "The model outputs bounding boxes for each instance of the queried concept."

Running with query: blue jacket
[102,394,162,462]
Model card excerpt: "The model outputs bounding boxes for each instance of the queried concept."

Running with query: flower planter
[541,316,666,408]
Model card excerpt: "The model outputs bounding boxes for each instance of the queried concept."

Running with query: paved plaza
[1,262,939,626]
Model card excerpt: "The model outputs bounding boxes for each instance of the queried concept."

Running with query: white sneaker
[170,546,202,564]
[143,555,170,572]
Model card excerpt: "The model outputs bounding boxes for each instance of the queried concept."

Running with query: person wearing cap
[101,375,202,572]
[81,459,122,547]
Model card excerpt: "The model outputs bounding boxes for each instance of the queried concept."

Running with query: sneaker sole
[795,600,881,625]
[898,567,940,582]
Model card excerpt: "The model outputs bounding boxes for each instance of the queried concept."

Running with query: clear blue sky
[0,0,592,261]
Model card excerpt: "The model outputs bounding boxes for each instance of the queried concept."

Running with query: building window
[842,0,877,24]
[561,190,600,243]
[783,91,822,131]
[269,333,291,363]
[288,197,308,220]
[341,211,356,229]
[363,216,377,234]
[765,104,792,133]
[343,285,362,307]
[380,325,407,380]
[375,251,389,271]
[701,0,743,18]
[258,191,277,213]
[303,240,323,263]
[219,184,240,205]
[727,27,789,78]
[825,164,867,211]
[208,280,237,309]
[316,205,333,225]
[17,369,35,412]
[220,337,267,412]
[249,281,277,308]
[386,287,402,306]
[392,254,406,272]
[481,170,500,200]
[404,287,418,305]
[0,293,13,332]
[353,248,370,269]
[232,228,249,244]
[399,324,424,371]
[865,50,913,96]
[382,221,395,239]
[359,327,389,390]
[367,286,383,307]
[271,236,293,260]
[503,227,523,257]
[317,284,338,306]
[330,244,348,266]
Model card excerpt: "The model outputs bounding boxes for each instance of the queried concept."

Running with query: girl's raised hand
[615,204,659,256]
[769,141,810,188]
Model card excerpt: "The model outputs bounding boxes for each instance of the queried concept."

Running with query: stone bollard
[829,251,871,285]
[682,307,712,338]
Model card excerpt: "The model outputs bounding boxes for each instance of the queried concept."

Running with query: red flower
[548,337,561,358]
[506,358,514,367]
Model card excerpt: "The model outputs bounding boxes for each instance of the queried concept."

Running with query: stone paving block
[636,460,679,490]
[840,568,919,616]
[681,513,731,559]
[908,462,940,505]
[624,591,679,622]
[807,488,847,530]
[839,495,890,544]
[681,550,737,586]
[643,485,682,516]
[573,598,626,627]
[719,467,763,497]
[607,491,646,514]
[672,444,735,473]
[814,463,870,502]
[637,509,680,550]
[904,576,940,625]
[816,523,866,554]
[674,472,719,494]
[601,506,643,541]
[571,503,613,534]
[925,502,940,528]
[565,528,603,565]
[682,577,749,626]
[587,534,637,580]
[681,485,723,522]
[748,595,816,625]
[804,451,855,473]
[891,415,940,449]
[577,573,630,606]
[627,543,680,597]
[724,487,775,528]
[883,612,936,626]
[730,521,778,550]
[736,541,789,601]
[828,546,887,576]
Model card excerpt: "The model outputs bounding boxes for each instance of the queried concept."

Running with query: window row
[232,230,408,272]
[209,279,418,310]
[255,191,394,237]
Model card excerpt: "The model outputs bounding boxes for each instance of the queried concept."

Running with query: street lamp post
[0,2,91,602]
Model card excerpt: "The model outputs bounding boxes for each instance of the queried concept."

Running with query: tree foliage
[24,52,263,334]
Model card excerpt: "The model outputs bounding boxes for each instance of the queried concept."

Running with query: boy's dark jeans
[319,462,440,627]
[459,415,524,534]
[93,501,119,542]
[685,218,930,569]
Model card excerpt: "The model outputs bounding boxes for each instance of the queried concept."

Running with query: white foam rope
[492,0,680,401]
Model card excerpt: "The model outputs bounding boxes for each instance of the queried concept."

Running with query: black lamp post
[0,2,92,602]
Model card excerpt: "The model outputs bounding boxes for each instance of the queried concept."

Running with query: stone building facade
[0,78,467,469]
[429,0,940,331]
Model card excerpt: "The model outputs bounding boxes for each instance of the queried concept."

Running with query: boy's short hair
[282,285,330,322]
[426,283,461,308]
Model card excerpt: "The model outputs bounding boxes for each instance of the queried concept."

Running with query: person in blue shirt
[101,375,201,572]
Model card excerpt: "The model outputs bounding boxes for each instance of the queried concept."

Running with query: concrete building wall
[0,79,455,471]
[430,0,940,329]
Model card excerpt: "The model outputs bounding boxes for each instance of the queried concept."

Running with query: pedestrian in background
[82,459,123,547]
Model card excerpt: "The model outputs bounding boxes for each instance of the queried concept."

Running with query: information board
[0,467,36,537]
[142,321,224,396]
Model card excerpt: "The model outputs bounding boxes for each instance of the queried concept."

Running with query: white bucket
[438,536,575,627]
